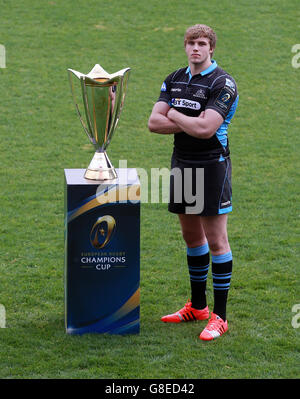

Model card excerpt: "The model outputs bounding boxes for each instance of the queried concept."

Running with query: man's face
[185,36,213,66]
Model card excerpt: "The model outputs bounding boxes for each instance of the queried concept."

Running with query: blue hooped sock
[187,242,209,257]
[211,251,232,321]
[187,243,210,309]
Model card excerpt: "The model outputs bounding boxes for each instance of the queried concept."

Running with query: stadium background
[0,0,299,379]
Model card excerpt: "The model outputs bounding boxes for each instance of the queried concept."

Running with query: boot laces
[206,317,222,331]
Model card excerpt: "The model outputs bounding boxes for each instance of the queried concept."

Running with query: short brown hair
[184,24,217,52]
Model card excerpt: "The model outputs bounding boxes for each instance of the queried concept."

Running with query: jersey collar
[186,59,217,80]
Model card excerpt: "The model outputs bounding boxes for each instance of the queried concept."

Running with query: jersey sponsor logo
[225,78,235,93]
[171,98,201,110]
[161,82,167,92]
[214,89,232,111]
[171,88,182,92]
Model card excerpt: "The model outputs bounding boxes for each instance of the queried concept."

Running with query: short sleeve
[205,76,238,119]
[157,72,173,105]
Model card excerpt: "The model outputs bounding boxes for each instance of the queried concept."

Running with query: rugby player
[148,24,239,340]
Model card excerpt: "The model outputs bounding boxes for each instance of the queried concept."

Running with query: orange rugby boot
[199,312,228,341]
[161,300,209,323]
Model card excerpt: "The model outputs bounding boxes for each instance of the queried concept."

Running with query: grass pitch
[0,0,299,379]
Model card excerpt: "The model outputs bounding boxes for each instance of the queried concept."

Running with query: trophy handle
[68,69,95,145]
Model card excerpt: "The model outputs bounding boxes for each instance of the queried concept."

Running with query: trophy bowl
[68,64,130,180]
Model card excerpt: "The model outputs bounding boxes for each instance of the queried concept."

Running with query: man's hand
[166,106,176,120]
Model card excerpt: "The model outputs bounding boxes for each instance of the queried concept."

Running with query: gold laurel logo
[90,215,116,249]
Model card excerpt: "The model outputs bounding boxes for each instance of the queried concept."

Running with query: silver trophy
[68,64,130,180]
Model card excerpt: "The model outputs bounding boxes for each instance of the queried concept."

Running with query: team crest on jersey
[171,98,201,110]
[161,82,167,92]
[193,88,207,99]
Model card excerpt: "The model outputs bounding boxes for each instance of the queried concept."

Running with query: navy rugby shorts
[168,151,232,216]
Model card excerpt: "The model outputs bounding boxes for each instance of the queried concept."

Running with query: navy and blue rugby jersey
[157,60,239,160]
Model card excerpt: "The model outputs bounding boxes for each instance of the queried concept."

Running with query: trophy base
[84,151,117,181]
